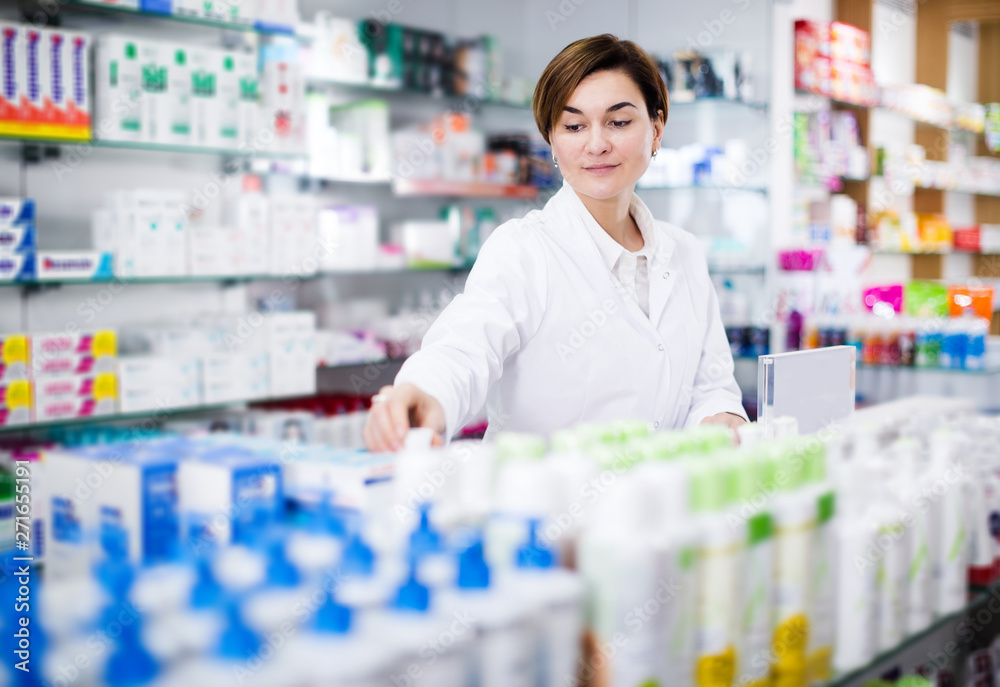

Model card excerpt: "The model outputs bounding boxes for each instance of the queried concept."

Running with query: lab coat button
[662,271,670,279]
[657,344,665,352]
[653,421,660,429]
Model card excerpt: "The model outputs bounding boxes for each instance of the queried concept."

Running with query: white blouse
[394,180,748,441]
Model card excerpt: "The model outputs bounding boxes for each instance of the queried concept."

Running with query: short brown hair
[532,34,669,145]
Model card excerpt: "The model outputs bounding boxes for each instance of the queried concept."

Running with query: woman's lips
[583,164,619,176]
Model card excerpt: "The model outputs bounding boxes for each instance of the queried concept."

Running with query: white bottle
[280,592,397,687]
[438,534,538,687]
[730,448,773,687]
[690,457,741,687]
[891,438,933,634]
[577,471,666,687]
[831,460,879,673]
[770,439,814,682]
[863,458,910,652]
[368,564,468,687]
[633,459,699,687]
[805,438,836,683]
[930,430,969,617]
[499,519,585,687]
[543,429,601,565]
[486,454,553,572]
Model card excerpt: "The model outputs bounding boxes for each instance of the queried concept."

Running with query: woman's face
[549,69,664,203]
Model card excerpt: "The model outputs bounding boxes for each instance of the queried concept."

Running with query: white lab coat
[394,181,748,441]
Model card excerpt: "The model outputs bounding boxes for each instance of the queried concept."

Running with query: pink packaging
[778,249,825,272]
[863,284,904,314]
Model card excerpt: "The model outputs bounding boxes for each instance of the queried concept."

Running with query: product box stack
[263,311,317,398]
[260,41,306,154]
[0,22,92,141]
[794,19,876,107]
[0,331,120,426]
[94,34,259,150]
[268,195,318,275]
[92,189,188,278]
[316,204,379,272]
[0,198,36,282]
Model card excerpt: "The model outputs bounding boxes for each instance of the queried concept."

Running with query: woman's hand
[363,383,447,452]
[701,412,748,445]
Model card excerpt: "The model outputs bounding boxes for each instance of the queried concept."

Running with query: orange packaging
[947,285,994,320]
[916,213,953,252]
[830,21,871,67]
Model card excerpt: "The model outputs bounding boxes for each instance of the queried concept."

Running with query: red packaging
[794,20,831,94]
[830,61,877,106]
[953,226,981,252]
[831,21,871,66]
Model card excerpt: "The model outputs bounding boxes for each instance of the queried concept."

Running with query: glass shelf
[0,402,237,436]
[824,583,1000,686]
[306,77,532,110]
[4,267,472,290]
[318,357,409,371]
[638,183,768,194]
[62,0,297,37]
[392,178,541,199]
[856,363,1000,376]
[668,96,769,113]
[0,135,307,160]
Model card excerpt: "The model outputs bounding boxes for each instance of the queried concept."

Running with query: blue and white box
[0,252,35,282]
[35,251,114,281]
[179,448,283,551]
[45,443,182,573]
[0,198,36,254]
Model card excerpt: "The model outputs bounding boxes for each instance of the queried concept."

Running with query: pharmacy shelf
[0,403,237,436]
[391,178,541,200]
[61,0,297,36]
[0,134,307,160]
[870,250,1000,257]
[5,266,473,290]
[317,357,409,371]
[825,585,999,686]
[305,77,532,111]
[638,183,769,194]
[706,264,768,275]
[856,363,1000,376]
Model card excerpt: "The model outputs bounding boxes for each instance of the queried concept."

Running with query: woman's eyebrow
[563,101,637,115]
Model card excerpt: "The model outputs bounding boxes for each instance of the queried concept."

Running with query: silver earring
[552,156,558,168]
[652,148,659,159]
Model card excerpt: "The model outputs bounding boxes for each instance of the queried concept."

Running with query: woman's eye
[564,124,584,132]
[610,120,632,128]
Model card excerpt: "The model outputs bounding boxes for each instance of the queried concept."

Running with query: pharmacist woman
[363,34,748,452]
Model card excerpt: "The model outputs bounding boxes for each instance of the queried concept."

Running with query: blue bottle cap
[341,532,375,577]
[409,505,442,558]
[456,539,490,590]
[216,603,262,661]
[190,556,223,610]
[104,621,158,687]
[94,556,135,599]
[391,561,430,613]
[313,593,352,634]
[265,538,301,588]
[515,519,555,569]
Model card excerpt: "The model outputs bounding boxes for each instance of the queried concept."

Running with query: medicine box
[0,199,36,253]
[0,334,30,382]
[179,450,283,548]
[34,251,114,281]
[0,380,32,427]
[31,330,118,378]
[95,34,144,142]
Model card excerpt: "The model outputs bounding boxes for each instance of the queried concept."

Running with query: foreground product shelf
[857,363,1000,375]
[825,583,1000,686]
[62,0,297,36]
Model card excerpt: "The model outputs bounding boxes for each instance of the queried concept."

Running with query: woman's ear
[653,110,665,146]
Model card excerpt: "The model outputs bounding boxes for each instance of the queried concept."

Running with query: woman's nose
[584,127,610,155]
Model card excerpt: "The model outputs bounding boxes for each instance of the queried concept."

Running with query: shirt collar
[553,180,665,273]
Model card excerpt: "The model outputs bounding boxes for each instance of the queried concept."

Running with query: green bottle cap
[615,419,650,443]
[691,425,734,453]
[644,431,690,460]
[689,460,733,513]
[494,432,546,462]
[776,439,809,492]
